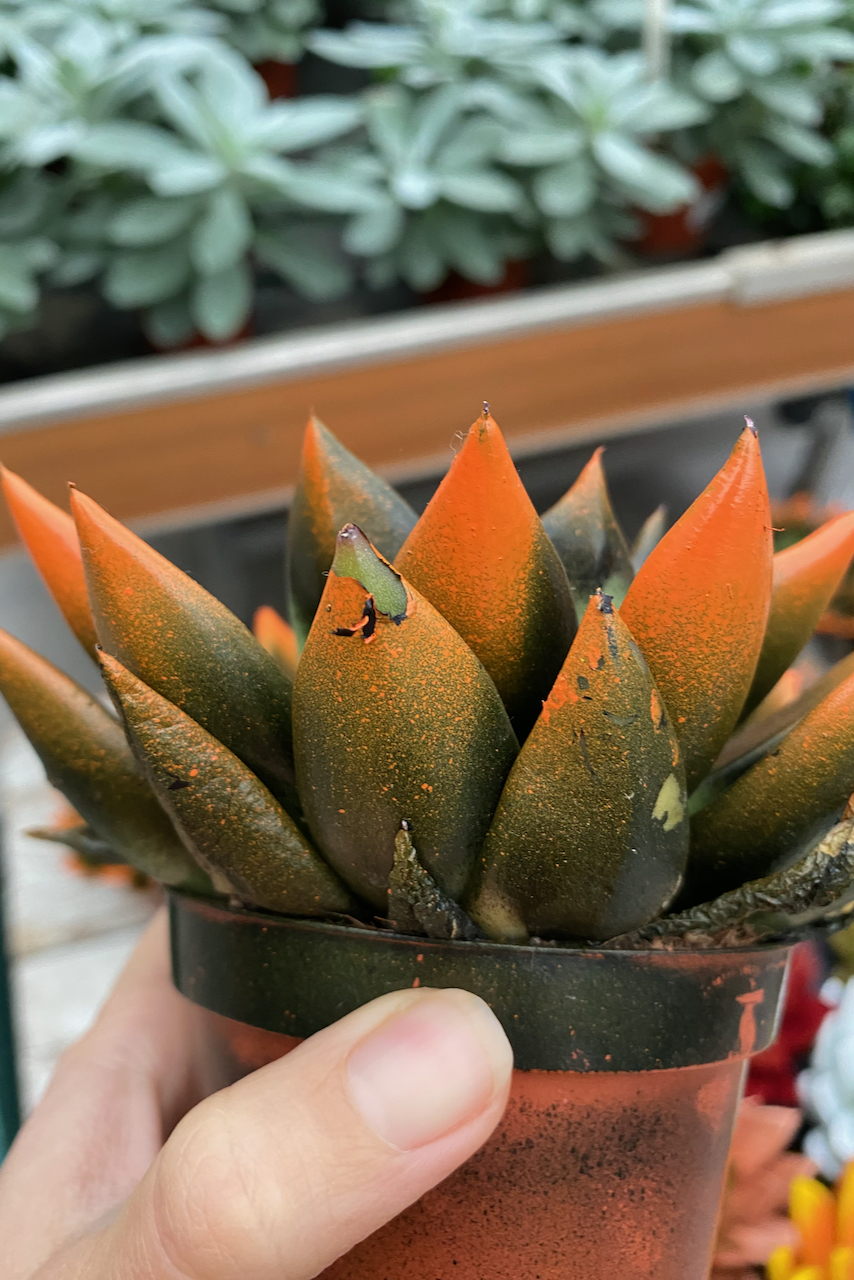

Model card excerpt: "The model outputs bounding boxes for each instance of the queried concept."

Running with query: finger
[83,986,513,1280]
[0,909,199,1279]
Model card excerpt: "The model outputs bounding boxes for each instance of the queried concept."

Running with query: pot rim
[170,890,792,1072]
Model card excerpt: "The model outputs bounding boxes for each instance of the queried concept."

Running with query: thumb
[76,987,513,1280]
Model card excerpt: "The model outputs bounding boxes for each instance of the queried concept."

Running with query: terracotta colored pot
[255,60,297,100]
[421,260,530,305]
[635,156,728,258]
[169,892,791,1280]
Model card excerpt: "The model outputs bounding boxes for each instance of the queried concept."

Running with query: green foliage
[1,0,853,342]
[0,0,361,340]
[596,0,854,206]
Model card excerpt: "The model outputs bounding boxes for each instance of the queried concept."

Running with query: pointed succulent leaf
[1,467,97,658]
[70,487,298,814]
[388,822,483,941]
[465,592,689,944]
[630,504,668,572]
[0,626,209,892]
[692,649,854,815]
[253,605,299,681]
[99,651,354,918]
[687,664,854,902]
[620,424,773,789]
[394,411,576,738]
[293,525,519,911]
[743,511,854,717]
[287,416,417,647]
[610,811,854,950]
[542,446,635,614]
[27,822,122,867]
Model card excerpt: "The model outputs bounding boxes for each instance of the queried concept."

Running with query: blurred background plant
[2,0,854,350]
[0,0,367,345]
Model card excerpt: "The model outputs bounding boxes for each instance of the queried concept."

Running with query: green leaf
[104,243,191,308]
[0,626,210,893]
[293,529,519,911]
[343,200,404,256]
[763,119,833,167]
[287,417,417,646]
[592,134,697,210]
[691,51,744,101]
[687,661,854,902]
[743,512,854,718]
[630,504,667,572]
[611,813,854,950]
[542,446,634,615]
[191,188,253,275]
[255,229,352,301]
[438,169,522,213]
[73,122,191,170]
[109,196,197,247]
[533,157,596,217]
[144,296,195,348]
[71,488,298,816]
[691,649,854,817]
[0,251,38,314]
[736,142,793,207]
[466,593,688,943]
[254,97,363,151]
[100,652,354,917]
[191,260,253,340]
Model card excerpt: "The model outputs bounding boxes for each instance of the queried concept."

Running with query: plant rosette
[3,410,854,1277]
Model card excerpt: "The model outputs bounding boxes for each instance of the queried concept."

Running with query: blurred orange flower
[713,1097,816,1280]
[765,1155,854,1278]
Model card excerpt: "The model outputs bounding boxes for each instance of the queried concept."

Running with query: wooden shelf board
[1,285,854,548]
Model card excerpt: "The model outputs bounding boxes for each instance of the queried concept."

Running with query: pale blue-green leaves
[329,83,528,291]
[591,0,851,208]
[0,169,57,337]
[309,0,560,90]
[0,10,365,345]
[211,0,319,63]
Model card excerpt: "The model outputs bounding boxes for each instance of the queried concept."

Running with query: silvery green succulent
[496,47,707,261]
[312,0,706,273]
[0,169,58,337]
[324,82,529,291]
[0,8,366,343]
[86,49,364,340]
[211,0,320,63]
[309,0,562,91]
[596,0,854,207]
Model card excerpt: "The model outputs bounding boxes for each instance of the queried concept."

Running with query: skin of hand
[0,910,513,1280]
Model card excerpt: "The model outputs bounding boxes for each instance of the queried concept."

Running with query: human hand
[0,910,513,1279]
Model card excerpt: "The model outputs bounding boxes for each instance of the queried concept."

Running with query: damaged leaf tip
[332,524,408,621]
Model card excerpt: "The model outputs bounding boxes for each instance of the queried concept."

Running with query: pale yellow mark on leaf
[652,773,684,832]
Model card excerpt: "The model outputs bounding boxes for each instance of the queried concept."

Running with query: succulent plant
[0,169,58,337]
[509,46,707,261]
[211,0,320,64]
[0,5,368,343]
[597,0,854,208]
[311,0,707,274]
[312,82,530,291]
[4,409,854,949]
